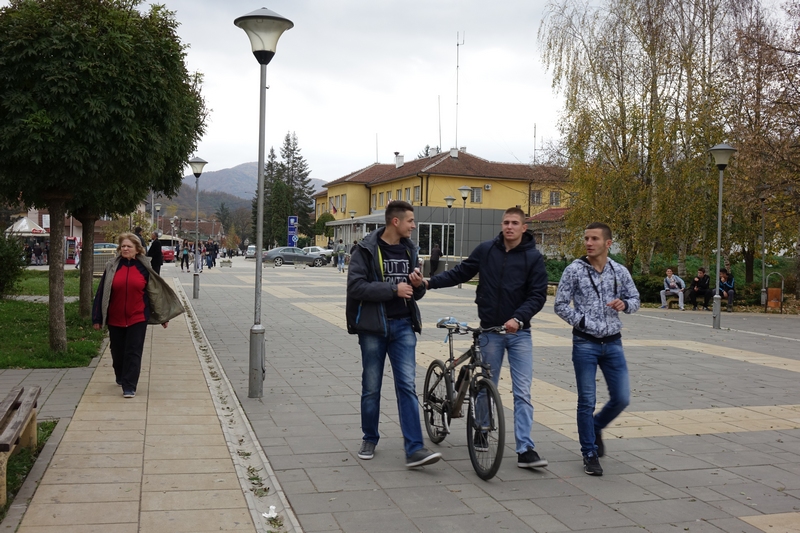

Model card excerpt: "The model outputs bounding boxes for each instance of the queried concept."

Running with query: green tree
[215,202,231,235]
[0,0,206,348]
[280,132,315,237]
[314,213,335,239]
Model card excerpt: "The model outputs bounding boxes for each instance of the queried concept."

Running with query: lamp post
[458,185,471,288]
[235,7,293,399]
[759,190,767,306]
[188,157,207,299]
[443,196,455,271]
[349,210,356,243]
[708,143,737,329]
[154,203,161,236]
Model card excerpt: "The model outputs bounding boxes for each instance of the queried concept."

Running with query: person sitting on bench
[719,268,735,312]
[687,267,713,310]
[659,268,685,310]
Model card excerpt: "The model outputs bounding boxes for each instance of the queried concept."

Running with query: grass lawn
[0,420,58,523]
[14,270,98,297]
[0,300,103,368]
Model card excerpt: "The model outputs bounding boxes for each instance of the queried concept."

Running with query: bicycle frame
[441,325,495,426]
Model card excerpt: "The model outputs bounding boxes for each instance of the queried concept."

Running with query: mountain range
[180,162,327,200]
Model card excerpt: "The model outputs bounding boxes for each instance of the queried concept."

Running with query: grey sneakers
[405,448,442,468]
[357,440,376,460]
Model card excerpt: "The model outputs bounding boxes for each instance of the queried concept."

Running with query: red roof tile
[527,207,569,222]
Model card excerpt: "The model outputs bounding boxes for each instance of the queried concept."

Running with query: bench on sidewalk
[0,386,41,506]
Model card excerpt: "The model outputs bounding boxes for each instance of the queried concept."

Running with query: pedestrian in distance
[719,268,736,312]
[133,226,146,248]
[92,232,184,398]
[429,242,441,275]
[553,222,640,476]
[346,200,441,468]
[146,231,163,275]
[335,239,347,272]
[180,240,190,272]
[687,267,713,310]
[425,206,549,469]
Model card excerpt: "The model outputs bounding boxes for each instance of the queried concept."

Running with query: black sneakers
[473,431,489,452]
[406,448,442,468]
[518,447,548,468]
[584,454,603,476]
[595,430,604,458]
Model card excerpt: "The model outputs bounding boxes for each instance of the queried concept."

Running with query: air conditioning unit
[484,184,492,191]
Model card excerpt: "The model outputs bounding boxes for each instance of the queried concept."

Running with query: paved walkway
[3,257,800,532]
[5,278,295,533]
[185,257,800,533]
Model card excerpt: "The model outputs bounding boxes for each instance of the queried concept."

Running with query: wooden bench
[665,294,682,309]
[0,386,42,506]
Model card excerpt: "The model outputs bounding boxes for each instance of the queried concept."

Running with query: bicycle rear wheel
[466,378,505,480]
[423,360,451,444]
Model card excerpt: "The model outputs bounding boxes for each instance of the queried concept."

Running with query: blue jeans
[572,336,630,456]
[337,254,345,271]
[359,318,423,458]
[480,329,535,453]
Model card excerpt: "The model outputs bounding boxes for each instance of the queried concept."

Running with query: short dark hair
[698,267,706,273]
[586,222,612,241]
[134,226,142,233]
[503,207,526,221]
[720,268,728,275]
[339,239,343,243]
[385,200,414,225]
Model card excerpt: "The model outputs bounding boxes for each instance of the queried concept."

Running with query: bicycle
[422,317,506,480]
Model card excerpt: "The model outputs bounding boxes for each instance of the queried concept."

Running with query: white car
[302,246,334,260]
[245,245,257,259]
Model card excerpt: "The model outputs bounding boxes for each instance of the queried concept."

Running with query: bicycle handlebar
[436,317,506,335]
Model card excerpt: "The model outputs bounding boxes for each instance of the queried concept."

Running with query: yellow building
[314,148,569,253]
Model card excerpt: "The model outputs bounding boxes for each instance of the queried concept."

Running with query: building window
[569,192,577,206]
[404,188,411,202]
[470,187,482,204]
[530,190,542,205]
[372,194,377,210]
[550,191,561,206]
[396,189,401,200]
[386,190,392,202]
[417,223,455,256]
[379,192,384,206]
[341,194,347,211]
[413,186,421,202]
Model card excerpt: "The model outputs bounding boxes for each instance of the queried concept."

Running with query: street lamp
[188,157,207,300]
[443,196,455,271]
[458,185,471,288]
[349,210,356,243]
[154,203,161,236]
[759,190,767,306]
[708,143,737,329]
[235,7,293,399]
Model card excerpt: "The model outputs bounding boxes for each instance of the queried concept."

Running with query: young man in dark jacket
[687,267,713,310]
[425,207,549,469]
[146,232,163,275]
[346,201,440,468]
[719,268,735,312]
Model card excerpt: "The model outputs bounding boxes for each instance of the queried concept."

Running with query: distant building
[315,148,570,257]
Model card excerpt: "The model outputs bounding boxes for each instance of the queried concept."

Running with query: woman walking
[92,232,183,398]
[180,240,191,272]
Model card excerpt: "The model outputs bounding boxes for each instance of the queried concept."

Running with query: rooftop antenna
[533,123,537,165]
[375,133,379,163]
[438,95,442,154]
[455,31,465,149]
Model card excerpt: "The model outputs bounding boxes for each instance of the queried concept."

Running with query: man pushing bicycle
[425,207,549,469]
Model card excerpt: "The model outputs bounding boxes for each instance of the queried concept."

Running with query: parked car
[263,247,329,267]
[162,245,175,263]
[245,245,257,259]
[94,242,117,259]
[302,246,334,260]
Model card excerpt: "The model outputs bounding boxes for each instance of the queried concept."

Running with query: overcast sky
[4,0,564,181]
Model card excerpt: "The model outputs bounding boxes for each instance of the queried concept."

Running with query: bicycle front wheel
[466,378,505,480]
[423,360,451,444]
